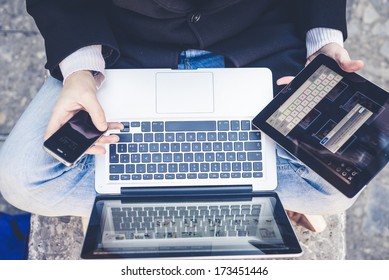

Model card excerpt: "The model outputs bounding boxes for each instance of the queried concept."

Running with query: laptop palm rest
[156,72,214,114]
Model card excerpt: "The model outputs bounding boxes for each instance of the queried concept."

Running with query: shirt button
[190,14,201,23]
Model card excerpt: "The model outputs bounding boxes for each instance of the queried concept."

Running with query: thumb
[336,51,364,73]
[81,94,108,132]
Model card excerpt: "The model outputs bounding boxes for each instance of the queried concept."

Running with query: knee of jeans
[0,140,60,213]
[0,152,31,212]
[276,163,358,215]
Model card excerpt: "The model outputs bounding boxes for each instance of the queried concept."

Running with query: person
[0,0,364,232]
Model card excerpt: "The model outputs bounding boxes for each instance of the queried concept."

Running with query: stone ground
[1,0,388,259]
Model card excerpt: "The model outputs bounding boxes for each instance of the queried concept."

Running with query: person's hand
[277,42,365,86]
[45,70,123,154]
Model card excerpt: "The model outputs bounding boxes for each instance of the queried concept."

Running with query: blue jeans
[0,50,356,217]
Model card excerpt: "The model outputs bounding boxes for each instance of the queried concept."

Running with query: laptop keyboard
[108,120,263,182]
[110,202,262,239]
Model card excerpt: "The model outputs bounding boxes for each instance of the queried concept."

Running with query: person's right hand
[45,70,123,154]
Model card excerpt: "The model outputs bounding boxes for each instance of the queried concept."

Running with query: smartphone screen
[43,110,106,166]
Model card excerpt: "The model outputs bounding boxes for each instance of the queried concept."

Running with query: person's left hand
[277,42,365,86]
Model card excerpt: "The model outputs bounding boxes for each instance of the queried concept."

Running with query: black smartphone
[43,110,107,166]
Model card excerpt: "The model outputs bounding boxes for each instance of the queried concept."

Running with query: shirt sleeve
[59,45,106,88]
[306,28,344,58]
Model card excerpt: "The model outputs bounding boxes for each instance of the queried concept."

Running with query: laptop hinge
[120,185,252,197]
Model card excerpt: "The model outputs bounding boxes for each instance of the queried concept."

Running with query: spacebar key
[165,121,217,131]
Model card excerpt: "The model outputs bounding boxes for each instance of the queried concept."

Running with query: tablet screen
[253,54,389,198]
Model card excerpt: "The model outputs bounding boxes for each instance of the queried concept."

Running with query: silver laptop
[81,68,302,259]
[95,68,277,194]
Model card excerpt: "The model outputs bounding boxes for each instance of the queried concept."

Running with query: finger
[323,47,364,73]
[44,109,74,140]
[81,94,108,132]
[276,76,294,86]
[107,122,125,131]
[336,52,364,73]
[95,134,120,145]
[86,145,107,155]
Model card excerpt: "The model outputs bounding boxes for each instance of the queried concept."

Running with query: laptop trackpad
[156,72,214,114]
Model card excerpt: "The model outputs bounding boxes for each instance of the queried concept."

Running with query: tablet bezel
[253,54,389,198]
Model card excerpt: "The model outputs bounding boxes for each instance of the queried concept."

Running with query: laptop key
[239,132,248,141]
[110,164,124,174]
[125,164,135,173]
[218,120,230,131]
[147,164,157,173]
[134,133,143,142]
[136,164,146,173]
[253,162,263,171]
[131,154,140,163]
[165,121,216,131]
[249,131,261,140]
[207,132,217,141]
[128,144,137,153]
[187,173,197,179]
[110,153,119,163]
[141,122,151,132]
[152,122,164,132]
[244,142,262,151]
[163,154,172,162]
[186,133,196,141]
[242,172,252,178]
[117,134,132,142]
[150,144,159,152]
[144,133,153,142]
[157,164,167,173]
[155,133,164,142]
[248,152,262,161]
[143,174,152,180]
[231,120,240,131]
[197,132,206,141]
[152,153,162,162]
[241,120,251,130]
[160,143,169,152]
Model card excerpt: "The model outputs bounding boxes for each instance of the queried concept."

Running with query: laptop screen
[81,193,301,259]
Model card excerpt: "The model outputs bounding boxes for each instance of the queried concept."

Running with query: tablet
[253,54,389,198]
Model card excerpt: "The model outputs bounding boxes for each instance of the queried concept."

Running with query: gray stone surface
[27,214,346,260]
[28,215,84,260]
[344,0,389,260]
[0,0,46,135]
[345,167,389,259]
[0,0,388,260]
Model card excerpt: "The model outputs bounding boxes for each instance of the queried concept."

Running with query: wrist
[64,70,97,90]
[59,45,106,88]
[306,28,344,58]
